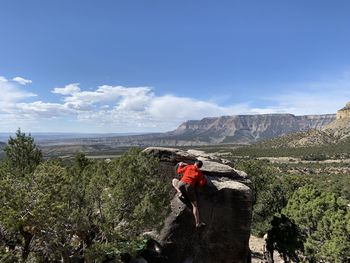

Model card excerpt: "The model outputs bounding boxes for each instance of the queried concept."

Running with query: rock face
[170,114,335,144]
[252,102,350,148]
[38,114,336,156]
[142,147,253,263]
[336,102,350,119]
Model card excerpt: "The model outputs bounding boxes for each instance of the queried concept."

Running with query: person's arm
[177,162,188,174]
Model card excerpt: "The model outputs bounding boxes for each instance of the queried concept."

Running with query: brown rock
[336,101,350,119]
[142,147,253,263]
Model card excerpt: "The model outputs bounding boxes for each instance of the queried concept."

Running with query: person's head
[194,160,203,168]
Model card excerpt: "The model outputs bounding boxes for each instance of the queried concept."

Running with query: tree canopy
[0,131,170,262]
[283,186,350,263]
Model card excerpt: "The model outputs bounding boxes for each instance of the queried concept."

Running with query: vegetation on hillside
[231,135,350,160]
[230,143,350,262]
[1,128,350,262]
[0,130,170,262]
[283,186,350,262]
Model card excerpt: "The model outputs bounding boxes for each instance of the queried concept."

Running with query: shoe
[178,193,186,202]
[196,222,206,228]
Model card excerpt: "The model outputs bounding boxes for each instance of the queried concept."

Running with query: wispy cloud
[52,83,81,95]
[0,76,36,112]
[1,79,244,131]
[263,71,350,115]
[12,76,32,85]
[0,76,8,82]
[1,71,350,132]
[0,76,38,131]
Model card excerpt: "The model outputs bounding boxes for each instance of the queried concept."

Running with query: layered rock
[322,102,350,140]
[169,114,335,144]
[252,102,350,148]
[141,147,253,263]
[336,102,350,119]
[38,114,336,155]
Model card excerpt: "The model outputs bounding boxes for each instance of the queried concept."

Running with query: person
[172,160,207,228]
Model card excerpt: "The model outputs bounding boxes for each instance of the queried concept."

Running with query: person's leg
[172,178,181,194]
[172,179,185,199]
[186,184,205,227]
[191,200,201,226]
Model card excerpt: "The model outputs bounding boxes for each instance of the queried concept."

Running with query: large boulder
[142,147,253,263]
[143,147,248,182]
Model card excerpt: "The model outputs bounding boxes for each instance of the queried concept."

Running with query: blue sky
[1,0,350,133]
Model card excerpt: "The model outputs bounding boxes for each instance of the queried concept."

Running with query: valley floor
[256,156,350,164]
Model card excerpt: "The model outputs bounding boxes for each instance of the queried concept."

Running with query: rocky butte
[31,113,336,155]
[336,101,350,119]
[323,101,350,139]
[250,101,350,148]
[169,114,335,144]
[136,147,253,263]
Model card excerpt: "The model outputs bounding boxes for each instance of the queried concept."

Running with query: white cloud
[2,70,350,132]
[16,101,73,118]
[52,83,81,95]
[0,77,38,131]
[12,76,32,85]
[148,95,231,121]
[0,76,9,82]
[52,85,154,112]
[0,77,36,113]
[265,72,350,115]
[113,86,153,111]
[63,85,152,104]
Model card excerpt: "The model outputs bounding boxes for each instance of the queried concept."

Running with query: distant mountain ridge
[254,102,350,148]
[0,132,145,143]
[0,113,339,158]
[35,113,335,149]
[168,114,335,144]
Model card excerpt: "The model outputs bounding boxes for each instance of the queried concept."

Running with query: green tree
[77,148,170,261]
[0,160,69,262]
[309,209,350,263]
[104,148,170,239]
[266,214,304,262]
[283,186,350,262]
[235,160,308,235]
[0,130,43,262]
[1,133,170,262]
[4,129,42,177]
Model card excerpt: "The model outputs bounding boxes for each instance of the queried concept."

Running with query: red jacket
[177,164,206,187]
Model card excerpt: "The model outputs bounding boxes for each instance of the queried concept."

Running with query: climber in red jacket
[172,160,207,228]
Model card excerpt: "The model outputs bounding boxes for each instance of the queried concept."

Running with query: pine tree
[4,129,42,177]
